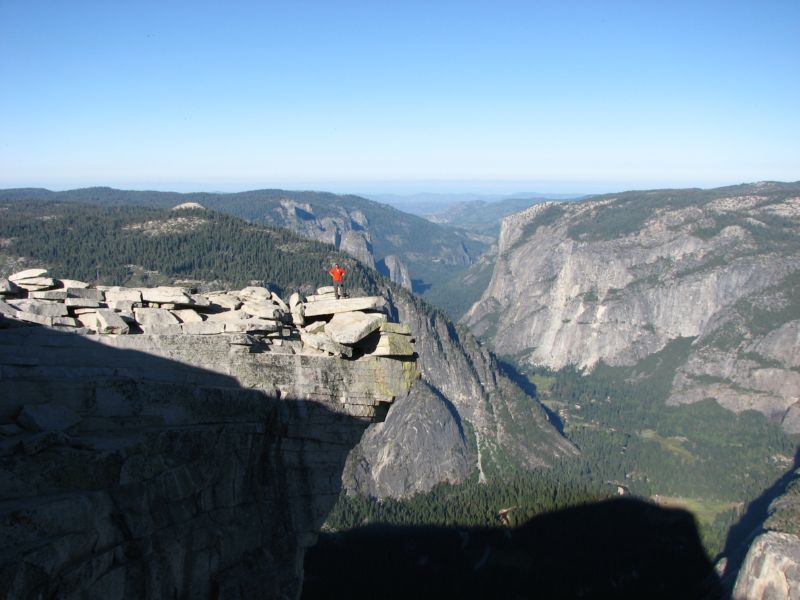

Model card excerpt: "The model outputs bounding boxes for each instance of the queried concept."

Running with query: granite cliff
[343,287,577,499]
[0,271,417,598]
[727,463,800,598]
[464,182,800,431]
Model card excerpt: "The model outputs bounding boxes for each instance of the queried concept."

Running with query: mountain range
[464,181,800,433]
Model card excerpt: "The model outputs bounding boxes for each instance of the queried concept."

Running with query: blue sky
[1,1,798,194]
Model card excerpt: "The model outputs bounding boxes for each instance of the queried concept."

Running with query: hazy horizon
[2,2,797,192]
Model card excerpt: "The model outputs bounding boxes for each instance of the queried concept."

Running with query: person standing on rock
[329,262,347,299]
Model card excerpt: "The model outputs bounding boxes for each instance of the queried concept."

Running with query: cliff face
[343,288,577,499]
[463,182,800,430]
[731,468,800,598]
[0,285,416,597]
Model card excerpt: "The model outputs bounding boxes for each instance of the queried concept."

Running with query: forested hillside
[0,201,370,295]
[0,187,490,313]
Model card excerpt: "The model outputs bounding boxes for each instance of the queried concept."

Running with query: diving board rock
[326,312,386,345]
[303,296,388,318]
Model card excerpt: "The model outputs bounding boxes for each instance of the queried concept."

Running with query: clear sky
[1,0,798,195]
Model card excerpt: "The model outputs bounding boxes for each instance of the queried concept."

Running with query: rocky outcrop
[343,287,577,499]
[0,271,417,598]
[463,183,800,430]
[731,469,800,599]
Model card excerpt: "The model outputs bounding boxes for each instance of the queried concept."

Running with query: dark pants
[334,283,345,299]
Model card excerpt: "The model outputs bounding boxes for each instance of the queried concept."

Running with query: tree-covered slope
[0,187,489,302]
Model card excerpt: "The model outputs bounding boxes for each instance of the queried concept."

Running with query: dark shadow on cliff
[719,445,800,591]
[302,497,724,600]
[0,323,376,599]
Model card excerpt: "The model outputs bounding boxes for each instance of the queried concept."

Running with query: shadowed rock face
[0,325,415,599]
[303,498,724,600]
[724,462,800,598]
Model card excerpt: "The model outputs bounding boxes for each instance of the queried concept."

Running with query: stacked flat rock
[0,270,415,359]
[297,286,416,358]
[0,269,294,341]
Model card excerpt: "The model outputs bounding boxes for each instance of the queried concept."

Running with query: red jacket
[329,266,346,283]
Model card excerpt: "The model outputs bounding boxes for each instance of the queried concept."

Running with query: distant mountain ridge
[464,180,800,431]
[0,187,490,301]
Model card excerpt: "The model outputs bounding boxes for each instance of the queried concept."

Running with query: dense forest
[0,201,382,296]
[0,187,489,316]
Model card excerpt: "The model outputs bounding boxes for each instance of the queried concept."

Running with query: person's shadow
[303,497,725,599]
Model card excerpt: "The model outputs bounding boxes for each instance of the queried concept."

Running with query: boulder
[369,332,416,357]
[291,304,306,327]
[140,287,193,305]
[238,286,271,301]
[8,268,48,282]
[326,312,387,345]
[76,312,100,330]
[29,290,67,300]
[205,309,249,322]
[300,331,353,358]
[12,300,68,317]
[317,286,336,295]
[133,307,180,329]
[270,292,289,311]
[289,292,302,310]
[104,288,143,303]
[207,294,242,310]
[223,319,281,333]
[106,300,135,312]
[170,309,204,323]
[306,293,336,302]
[0,278,22,295]
[64,298,102,308]
[304,321,326,334]
[66,288,104,301]
[96,310,130,334]
[189,294,211,307]
[242,301,284,320]
[57,278,90,289]
[13,277,57,290]
[303,296,388,318]
[17,403,81,432]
